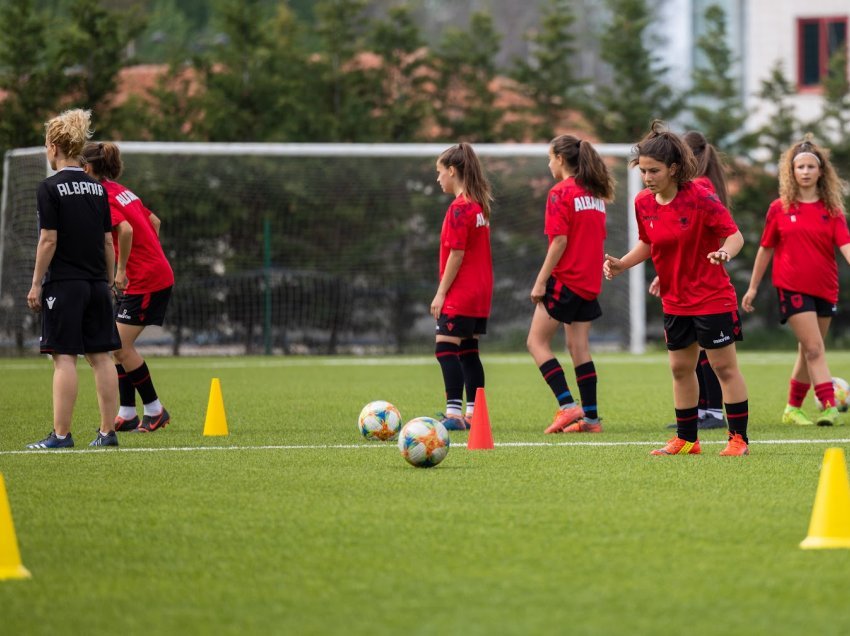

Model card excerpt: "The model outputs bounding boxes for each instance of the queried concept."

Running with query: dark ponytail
[682,131,729,207]
[438,142,493,219]
[551,135,616,201]
[81,141,123,180]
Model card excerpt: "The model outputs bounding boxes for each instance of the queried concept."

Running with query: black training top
[36,167,112,283]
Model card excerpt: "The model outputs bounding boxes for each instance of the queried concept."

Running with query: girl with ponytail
[604,121,749,457]
[431,142,493,430]
[527,135,615,434]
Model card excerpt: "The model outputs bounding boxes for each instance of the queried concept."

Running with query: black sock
[700,352,723,412]
[696,351,707,411]
[725,400,749,442]
[675,406,699,443]
[459,338,484,410]
[116,364,136,408]
[126,361,158,405]
[436,342,464,416]
[539,358,575,407]
[575,361,598,420]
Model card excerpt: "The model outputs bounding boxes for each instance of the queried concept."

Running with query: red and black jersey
[544,177,607,300]
[104,180,174,295]
[636,180,738,315]
[36,167,111,283]
[439,194,493,318]
[760,198,850,303]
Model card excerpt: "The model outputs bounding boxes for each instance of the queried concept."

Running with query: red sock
[814,381,836,409]
[788,379,810,408]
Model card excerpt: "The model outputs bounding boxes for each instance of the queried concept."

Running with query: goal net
[0,143,645,355]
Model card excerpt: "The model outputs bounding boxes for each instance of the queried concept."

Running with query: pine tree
[0,0,69,149]
[313,0,380,141]
[816,49,850,174]
[432,11,504,142]
[586,0,682,142]
[366,5,431,141]
[755,62,801,163]
[510,0,584,140]
[191,0,314,141]
[687,4,755,155]
[57,0,143,128]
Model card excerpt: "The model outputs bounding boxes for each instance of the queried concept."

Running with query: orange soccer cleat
[719,432,749,456]
[650,437,701,456]
[562,418,603,433]
[544,405,585,434]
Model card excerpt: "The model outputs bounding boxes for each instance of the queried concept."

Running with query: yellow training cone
[203,378,229,436]
[0,473,31,581]
[800,447,850,549]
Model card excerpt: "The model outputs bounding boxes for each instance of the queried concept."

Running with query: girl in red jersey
[604,121,749,456]
[431,143,493,431]
[742,139,850,426]
[527,135,615,434]
[82,142,175,433]
[651,131,728,431]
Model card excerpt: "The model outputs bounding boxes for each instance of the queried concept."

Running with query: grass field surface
[2,351,850,635]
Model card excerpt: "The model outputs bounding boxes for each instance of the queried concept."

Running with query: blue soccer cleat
[26,431,74,450]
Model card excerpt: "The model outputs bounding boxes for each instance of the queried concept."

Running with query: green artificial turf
[2,352,850,635]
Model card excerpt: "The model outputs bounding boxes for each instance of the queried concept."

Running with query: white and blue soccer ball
[358,401,402,441]
[398,417,450,468]
[814,377,850,412]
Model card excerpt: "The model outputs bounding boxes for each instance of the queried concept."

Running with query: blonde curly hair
[44,108,93,159]
[779,136,846,216]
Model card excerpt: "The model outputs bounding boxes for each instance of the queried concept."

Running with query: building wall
[744,0,849,132]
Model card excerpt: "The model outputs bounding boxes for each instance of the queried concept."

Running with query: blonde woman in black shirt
[26,109,121,449]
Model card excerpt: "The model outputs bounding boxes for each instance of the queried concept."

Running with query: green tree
[0,0,68,149]
[191,0,315,141]
[510,0,584,140]
[56,0,143,131]
[816,49,850,179]
[587,0,682,142]
[432,11,504,141]
[366,5,431,141]
[133,0,193,64]
[687,4,755,155]
[312,0,380,141]
[755,61,801,163]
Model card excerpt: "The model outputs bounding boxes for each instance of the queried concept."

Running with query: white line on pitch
[2,438,850,456]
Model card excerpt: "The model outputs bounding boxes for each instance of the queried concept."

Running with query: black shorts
[436,314,487,339]
[115,286,172,326]
[40,280,121,355]
[664,311,743,351]
[543,277,601,324]
[777,289,837,324]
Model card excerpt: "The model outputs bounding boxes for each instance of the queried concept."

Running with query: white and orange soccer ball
[358,400,402,441]
[814,377,850,412]
[397,417,450,468]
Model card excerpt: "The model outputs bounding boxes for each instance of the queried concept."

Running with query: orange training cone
[0,473,31,581]
[467,387,494,450]
[800,447,850,549]
[203,378,229,436]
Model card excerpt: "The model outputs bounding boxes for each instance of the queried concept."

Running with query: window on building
[797,16,847,89]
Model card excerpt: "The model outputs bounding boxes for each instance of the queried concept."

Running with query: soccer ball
[398,417,450,468]
[358,401,402,441]
[814,377,850,412]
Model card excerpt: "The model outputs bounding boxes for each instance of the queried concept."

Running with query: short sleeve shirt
[544,177,607,300]
[36,167,111,283]
[635,181,739,315]
[760,198,850,303]
[104,180,174,294]
[439,195,493,318]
